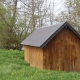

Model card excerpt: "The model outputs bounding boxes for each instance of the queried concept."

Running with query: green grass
[0,49,80,80]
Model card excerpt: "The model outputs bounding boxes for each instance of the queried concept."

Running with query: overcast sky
[51,0,66,12]
[17,0,66,15]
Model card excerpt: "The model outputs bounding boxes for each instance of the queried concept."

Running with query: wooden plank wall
[24,45,43,69]
[29,46,43,69]
[24,46,30,63]
[43,27,80,72]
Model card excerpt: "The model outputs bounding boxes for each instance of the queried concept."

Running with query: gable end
[41,22,80,48]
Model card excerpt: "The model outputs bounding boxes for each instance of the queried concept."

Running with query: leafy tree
[0,0,56,50]
[55,0,80,34]
[0,1,29,50]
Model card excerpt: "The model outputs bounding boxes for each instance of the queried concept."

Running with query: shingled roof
[21,21,80,48]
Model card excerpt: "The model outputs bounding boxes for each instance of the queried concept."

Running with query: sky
[17,0,66,10]
[17,0,66,16]
[51,0,66,13]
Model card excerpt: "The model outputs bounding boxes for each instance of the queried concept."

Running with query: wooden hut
[21,22,80,72]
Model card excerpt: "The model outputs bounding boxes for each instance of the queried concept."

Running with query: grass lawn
[0,49,80,80]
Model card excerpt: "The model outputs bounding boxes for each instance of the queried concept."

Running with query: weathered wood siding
[24,27,80,72]
[24,46,43,69]
[29,46,43,69]
[24,46,30,63]
[43,27,80,72]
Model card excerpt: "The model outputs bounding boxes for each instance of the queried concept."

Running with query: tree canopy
[0,0,80,50]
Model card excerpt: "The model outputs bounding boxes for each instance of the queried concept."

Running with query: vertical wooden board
[73,38,80,72]
[52,41,59,70]
[61,42,70,71]
[24,46,30,63]
[67,30,79,72]
[36,48,43,68]
[43,40,53,70]
[29,46,43,69]
[43,36,60,70]
[43,48,50,69]
[29,46,34,67]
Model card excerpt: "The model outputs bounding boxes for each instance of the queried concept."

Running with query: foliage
[0,49,80,80]
[0,0,56,50]
[0,2,30,50]
[56,0,80,34]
